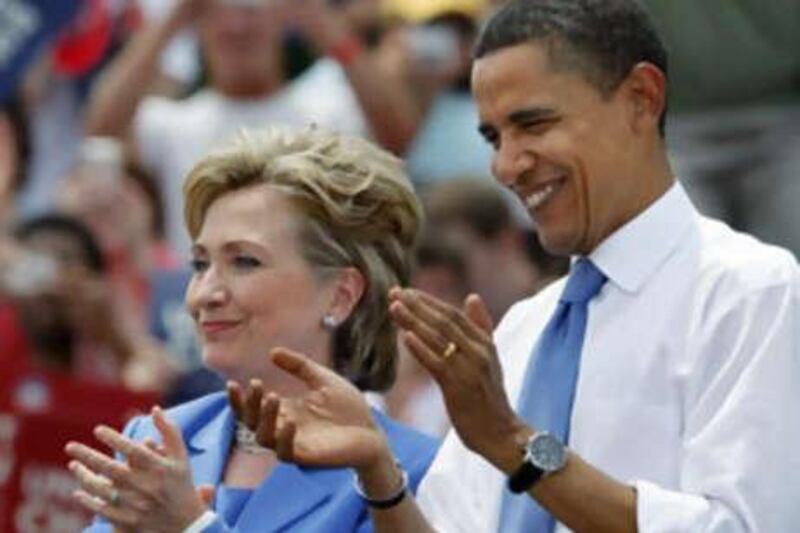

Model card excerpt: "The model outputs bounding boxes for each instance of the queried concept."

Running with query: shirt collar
[588,181,697,294]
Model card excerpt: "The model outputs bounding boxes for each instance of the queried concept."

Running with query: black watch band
[507,458,545,493]
[507,432,566,494]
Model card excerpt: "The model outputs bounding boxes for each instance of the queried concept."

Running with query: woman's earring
[321,314,338,330]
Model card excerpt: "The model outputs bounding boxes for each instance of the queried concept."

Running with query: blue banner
[0,0,82,103]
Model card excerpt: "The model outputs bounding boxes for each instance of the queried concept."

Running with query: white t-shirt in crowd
[417,183,800,532]
[133,59,367,256]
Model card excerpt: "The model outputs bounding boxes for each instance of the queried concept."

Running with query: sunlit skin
[186,185,338,393]
[472,42,672,256]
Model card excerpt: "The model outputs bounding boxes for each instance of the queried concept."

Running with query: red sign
[0,370,158,532]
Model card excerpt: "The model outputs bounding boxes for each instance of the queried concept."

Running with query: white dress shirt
[417,182,800,532]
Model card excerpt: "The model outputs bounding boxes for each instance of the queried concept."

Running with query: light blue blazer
[85,392,439,532]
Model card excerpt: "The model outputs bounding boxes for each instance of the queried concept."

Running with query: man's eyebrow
[509,107,558,125]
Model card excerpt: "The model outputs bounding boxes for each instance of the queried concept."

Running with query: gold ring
[109,488,121,506]
[442,342,457,359]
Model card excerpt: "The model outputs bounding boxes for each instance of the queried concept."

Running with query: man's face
[199,1,286,86]
[15,231,91,338]
[472,42,648,256]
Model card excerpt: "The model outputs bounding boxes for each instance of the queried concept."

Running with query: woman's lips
[200,321,241,335]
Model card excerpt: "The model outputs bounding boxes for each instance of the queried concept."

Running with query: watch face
[529,432,565,472]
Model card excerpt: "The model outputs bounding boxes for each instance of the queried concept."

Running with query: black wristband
[353,466,409,509]
[507,460,545,493]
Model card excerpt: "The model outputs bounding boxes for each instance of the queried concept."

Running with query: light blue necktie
[499,258,607,532]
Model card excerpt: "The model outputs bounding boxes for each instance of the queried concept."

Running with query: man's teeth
[526,183,558,210]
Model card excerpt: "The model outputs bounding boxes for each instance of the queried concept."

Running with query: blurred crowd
[1,0,799,439]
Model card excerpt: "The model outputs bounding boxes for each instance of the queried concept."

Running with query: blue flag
[0,0,82,103]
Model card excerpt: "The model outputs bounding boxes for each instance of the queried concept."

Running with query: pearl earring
[322,314,337,330]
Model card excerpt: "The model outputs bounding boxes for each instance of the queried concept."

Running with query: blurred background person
[85,0,421,255]
[16,0,143,217]
[423,177,568,323]
[0,213,175,392]
[57,137,179,329]
[66,128,438,532]
[382,0,493,186]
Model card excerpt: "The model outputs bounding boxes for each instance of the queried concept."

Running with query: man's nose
[492,140,536,189]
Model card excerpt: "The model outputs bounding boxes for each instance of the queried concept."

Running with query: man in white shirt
[332,0,800,531]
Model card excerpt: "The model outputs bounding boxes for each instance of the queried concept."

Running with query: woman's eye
[233,256,261,269]
[189,258,209,272]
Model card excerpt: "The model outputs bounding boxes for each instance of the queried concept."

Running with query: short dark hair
[1,94,31,192]
[14,214,106,274]
[474,0,668,134]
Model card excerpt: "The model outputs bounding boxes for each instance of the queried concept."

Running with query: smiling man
[330,0,800,531]
[209,1,800,531]
[392,0,800,531]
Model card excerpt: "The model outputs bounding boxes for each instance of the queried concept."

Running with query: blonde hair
[184,128,423,391]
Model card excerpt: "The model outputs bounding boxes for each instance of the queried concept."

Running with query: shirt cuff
[183,510,218,533]
[634,479,710,532]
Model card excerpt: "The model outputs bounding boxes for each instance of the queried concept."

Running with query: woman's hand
[227,349,392,471]
[65,407,208,532]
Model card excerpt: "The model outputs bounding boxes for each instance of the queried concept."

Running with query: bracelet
[353,464,409,509]
[326,34,365,67]
[182,510,217,533]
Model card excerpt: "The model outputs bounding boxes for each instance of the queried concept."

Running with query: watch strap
[507,457,545,494]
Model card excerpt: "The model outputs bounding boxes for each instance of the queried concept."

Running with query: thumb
[463,293,494,334]
[270,347,335,389]
[196,484,215,507]
[152,406,188,460]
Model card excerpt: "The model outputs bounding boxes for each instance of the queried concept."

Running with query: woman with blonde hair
[66,128,437,532]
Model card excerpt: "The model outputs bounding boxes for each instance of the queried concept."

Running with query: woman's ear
[325,267,366,325]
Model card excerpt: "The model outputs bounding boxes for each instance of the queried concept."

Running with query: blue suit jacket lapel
[186,404,235,487]
[181,400,339,532]
[236,463,340,532]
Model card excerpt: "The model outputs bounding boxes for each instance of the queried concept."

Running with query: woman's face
[186,185,335,388]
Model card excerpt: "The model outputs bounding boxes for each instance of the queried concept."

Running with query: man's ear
[325,267,366,325]
[621,62,667,135]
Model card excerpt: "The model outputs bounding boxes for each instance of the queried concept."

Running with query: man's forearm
[488,425,637,533]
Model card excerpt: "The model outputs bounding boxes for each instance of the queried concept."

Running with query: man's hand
[389,288,532,471]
